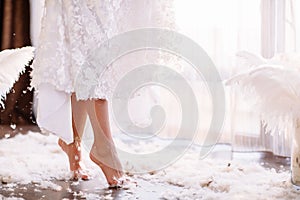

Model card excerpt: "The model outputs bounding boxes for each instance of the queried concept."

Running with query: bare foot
[90,145,123,188]
[89,152,123,187]
[58,139,89,180]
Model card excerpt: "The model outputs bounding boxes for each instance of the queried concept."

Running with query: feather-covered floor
[0,126,299,200]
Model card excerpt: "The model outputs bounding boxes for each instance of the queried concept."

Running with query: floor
[0,125,291,200]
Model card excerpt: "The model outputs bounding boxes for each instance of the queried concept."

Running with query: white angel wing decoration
[0,46,35,102]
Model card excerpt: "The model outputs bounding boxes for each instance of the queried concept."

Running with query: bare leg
[58,93,89,180]
[86,99,123,186]
[58,95,123,185]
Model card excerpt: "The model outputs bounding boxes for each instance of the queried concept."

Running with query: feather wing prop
[226,51,300,133]
[226,65,300,118]
[0,46,34,101]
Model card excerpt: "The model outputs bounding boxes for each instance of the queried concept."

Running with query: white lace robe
[32,0,175,143]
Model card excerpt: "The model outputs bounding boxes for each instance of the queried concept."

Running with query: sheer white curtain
[144,0,264,152]
[285,0,300,53]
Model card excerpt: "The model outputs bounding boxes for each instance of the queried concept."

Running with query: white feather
[0,47,35,104]
[226,65,300,116]
[226,51,300,134]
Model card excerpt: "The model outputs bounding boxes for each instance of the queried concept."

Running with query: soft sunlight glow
[174,0,261,79]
